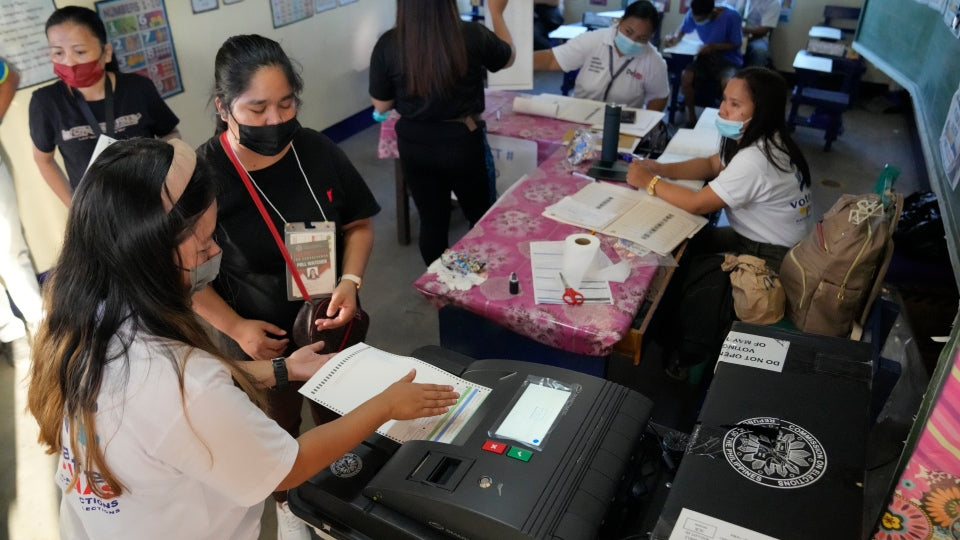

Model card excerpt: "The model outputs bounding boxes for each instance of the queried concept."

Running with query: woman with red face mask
[28,6,180,206]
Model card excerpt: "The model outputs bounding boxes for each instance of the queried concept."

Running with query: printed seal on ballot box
[723,417,827,489]
[330,452,363,478]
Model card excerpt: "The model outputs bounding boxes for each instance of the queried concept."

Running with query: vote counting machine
[288,346,654,540]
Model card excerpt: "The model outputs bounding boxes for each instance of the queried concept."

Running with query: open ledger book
[543,181,708,255]
[299,343,491,444]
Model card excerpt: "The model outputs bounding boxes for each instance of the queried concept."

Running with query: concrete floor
[0,71,931,539]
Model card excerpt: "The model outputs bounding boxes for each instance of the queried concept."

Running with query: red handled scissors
[559,272,584,305]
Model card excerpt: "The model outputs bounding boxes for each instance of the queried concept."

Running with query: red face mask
[53,59,105,88]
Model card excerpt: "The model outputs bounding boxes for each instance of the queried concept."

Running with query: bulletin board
[96,0,184,98]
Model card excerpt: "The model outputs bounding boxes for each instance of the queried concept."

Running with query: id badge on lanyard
[285,221,337,301]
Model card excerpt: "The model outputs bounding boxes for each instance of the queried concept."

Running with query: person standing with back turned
[369,0,515,265]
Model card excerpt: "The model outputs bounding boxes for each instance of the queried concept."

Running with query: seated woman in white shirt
[533,0,669,111]
[627,66,811,267]
[627,67,812,380]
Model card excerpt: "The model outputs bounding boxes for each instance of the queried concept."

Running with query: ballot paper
[662,33,704,56]
[529,240,620,304]
[299,343,490,444]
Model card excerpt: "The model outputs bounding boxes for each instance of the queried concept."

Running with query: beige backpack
[780,192,903,337]
[721,254,785,325]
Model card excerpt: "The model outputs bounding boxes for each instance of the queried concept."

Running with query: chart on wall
[96,0,183,98]
[0,0,57,89]
[271,0,314,27]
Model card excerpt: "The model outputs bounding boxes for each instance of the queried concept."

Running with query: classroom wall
[1,0,395,272]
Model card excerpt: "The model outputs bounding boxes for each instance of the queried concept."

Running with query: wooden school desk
[378,90,580,245]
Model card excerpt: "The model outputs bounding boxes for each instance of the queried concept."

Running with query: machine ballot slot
[409,452,473,491]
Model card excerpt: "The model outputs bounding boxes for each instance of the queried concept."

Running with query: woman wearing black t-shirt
[369,0,515,265]
[29,6,180,206]
[192,34,380,538]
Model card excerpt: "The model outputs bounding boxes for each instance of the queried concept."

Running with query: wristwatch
[647,175,662,196]
[272,357,288,390]
[340,273,362,290]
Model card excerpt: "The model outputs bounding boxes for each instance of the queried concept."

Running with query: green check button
[506,447,532,462]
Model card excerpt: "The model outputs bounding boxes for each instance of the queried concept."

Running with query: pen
[571,171,596,182]
[584,107,601,122]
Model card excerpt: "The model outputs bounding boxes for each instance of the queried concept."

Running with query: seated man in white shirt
[741,0,781,67]
[533,0,669,110]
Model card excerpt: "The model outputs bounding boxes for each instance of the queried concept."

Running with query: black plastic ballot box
[653,323,873,539]
[288,346,653,540]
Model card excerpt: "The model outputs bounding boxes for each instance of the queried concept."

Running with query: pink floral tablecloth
[377,90,578,165]
[412,149,659,357]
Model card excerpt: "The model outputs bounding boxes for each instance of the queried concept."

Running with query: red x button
[482,440,506,454]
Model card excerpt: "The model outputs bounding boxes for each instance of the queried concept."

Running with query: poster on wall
[191,0,219,13]
[271,0,314,27]
[96,0,183,98]
[0,0,57,89]
[316,0,337,12]
[779,0,794,22]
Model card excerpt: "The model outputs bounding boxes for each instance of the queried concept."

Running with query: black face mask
[237,117,301,156]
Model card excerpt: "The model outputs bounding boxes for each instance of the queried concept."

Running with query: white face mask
[186,251,222,293]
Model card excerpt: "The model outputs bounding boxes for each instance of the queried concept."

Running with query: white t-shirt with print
[56,329,299,540]
[709,141,813,247]
[551,26,670,108]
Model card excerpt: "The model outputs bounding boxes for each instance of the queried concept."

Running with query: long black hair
[212,34,304,134]
[721,67,811,190]
[396,0,467,98]
[45,6,120,72]
[27,138,263,498]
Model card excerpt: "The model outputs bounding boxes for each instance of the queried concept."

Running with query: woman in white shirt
[627,66,811,266]
[627,67,811,380]
[533,0,670,110]
[26,138,458,540]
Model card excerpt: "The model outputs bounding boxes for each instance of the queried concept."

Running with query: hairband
[161,138,196,212]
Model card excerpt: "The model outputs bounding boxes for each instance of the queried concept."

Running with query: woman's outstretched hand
[379,369,460,420]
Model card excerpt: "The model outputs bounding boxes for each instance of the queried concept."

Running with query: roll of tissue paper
[562,234,600,289]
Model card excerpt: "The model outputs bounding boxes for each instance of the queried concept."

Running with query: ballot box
[653,322,873,539]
